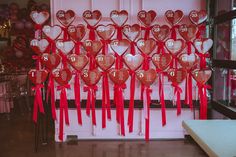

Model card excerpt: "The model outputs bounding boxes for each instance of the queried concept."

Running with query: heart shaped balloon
[67,24,86,41]
[110,39,130,56]
[165,39,185,55]
[109,68,129,85]
[192,69,212,84]
[122,24,141,41]
[110,10,128,26]
[30,39,49,54]
[42,25,62,40]
[95,54,115,71]
[96,24,116,40]
[83,40,103,56]
[56,10,75,27]
[67,54,89,71]
[189,10,207,25]
[167,68,187,84]
[136,69,157,86]
[137,10,156,26]
[52,68,72,86]
[178,53,199,70]
[165,10,184,26]
[123,53,144,71]
[137,38,156,55]
[40,53,61,70]
[56,40,75,54]
[30,11,49,25]
[194,38,213,53]
[152,53,172,71]
[28,69,48,84]
[81,69,102,86]
[178,24,198,41]
[83,10,102,27]
[151,25,170,41]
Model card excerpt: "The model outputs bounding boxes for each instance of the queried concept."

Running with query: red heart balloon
[123,53,144,71]
[28,69,48,84]
[42,25,62,40]
[56,40,75,54]
[109,68,129,85]
[178,24,198,41]
[167,68,187,84]
[40,53,61,70]
[30,11,49,25]
[110,10,128,26]
[136,69,157,86]
[95,54,115,71]
[81,69,102,86]
[52,68,72,86]
[151,25,170,41]
[178,53,199,70]
[192,69,212,84]
[67,54,89,71]
[83,10,102,26]
[56,10,75,27]
[137,10,156,26]
[83,40,103,56]
[137,38,156,55]
[165,10,184,26]
[194,38,213,54]
[30,39,49,54]
[68,25,86,41]
[110,39,130,56]
[96,24,116,40]
[165,39,185,55]
[152,53,172,71]
[189,10,207,25]
[122,24,141,41]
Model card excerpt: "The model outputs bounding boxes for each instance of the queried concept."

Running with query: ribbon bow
[87,25,97,40]
[196,52,210,69]
[143,86,152,141]
[157,41,165,54]
[172,82,183,115]
[141,26,153,40]
[170,25,179,40]
[197,83,211,119]
[114,25,123,40]
[46,74,57,120]
[32,84,44,123]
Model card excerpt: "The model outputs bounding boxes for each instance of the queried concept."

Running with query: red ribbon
[32,84,45,123]
[57,84,70,141]
[102,72,111,128]
[59,51,68,68]
[197,83,211,119]
[141,26,153,40]
[75,41,82,54]
[34,24,42,39]
[170,55,178,69]
[84,85,98,126]
[157,41,165,54]
[62,27,69,40]
[46,37,56,53]
[196,24,206,38]
[172,82,182,115]
[186,41,193,55]
[87,25,97,40]
[101,40,111,55]
[46,74,57,120]
[157,71,166,126]
[171,25,179,40]
[114,54,123,105]
[143,86,152,141]
[196,52,210,69]
[74,72,82,125]
[130,42,136,55]
[140,54,150,100]
[185,72,193,110]
[128,71,135,132]
[114,25,123,40]
[114,84,126,136]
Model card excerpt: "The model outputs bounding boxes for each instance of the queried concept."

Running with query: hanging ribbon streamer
[46,74,57,120]
[114,84,126,136]
[130,42,136,55]
[57,84,70,141]
[34,24,43,39]
[75,41,82,54]
[32,84,45,123]
[62,27,69,40]
[87,25,97,40]
[102,72,111,128]
[185,72,193,110]
[196,24,206,39]
[46,37,56,53]
[158,72,166,126]
[84,85,98,126]
[196,52,210,69]
[186,41,193,55]
[172,82,182,115]
[170,55,178,69]
[141,26,152,40]
[128,71,135,132]
[143,86,152,141]
[114,25,123,40]
[74,72,82,125]
[101,40,110,55]
[114,54,123,106]
[170,25,179,40]
[197,83,211,119]
[157,42,165,54]
[141,54,150,100]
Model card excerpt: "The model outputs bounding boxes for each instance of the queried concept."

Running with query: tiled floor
[0,110,208,157]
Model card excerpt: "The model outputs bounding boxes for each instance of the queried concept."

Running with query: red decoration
[67,54,89,71]
[52,68,72,86]
[137,10,156,26]
[110,39,130,56]
[83,10,102,27]
[30,39,49,54]
[67,25,86,41]
[56,10,75,27]
[137,38,156,55]
[178,24,198,41]
[152,53,172,71]
[123,54,144,71]
[81,69,102,86]
[122,24,141,41]
[96,54,115,71]
[151,25,170,42]
[165,10,184,26]
[189,10,207,25]
[30,11,49,25]
[28,69,48,85]
[110,10,128,26]
[83,40,103,56]
[96,24,116,40]
[56,40,75,55]
[40,53,61,70]
[42,25,62,40]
